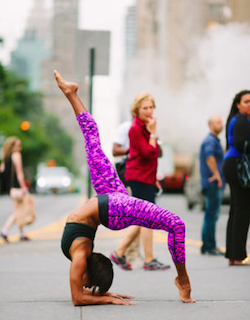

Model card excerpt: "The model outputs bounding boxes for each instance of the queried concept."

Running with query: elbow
[72,294,84,307]
[72,294,79,306]
[73,299,79,306]
[72,297,86,307]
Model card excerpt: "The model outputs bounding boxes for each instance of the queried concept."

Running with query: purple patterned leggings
[77,112,186,263]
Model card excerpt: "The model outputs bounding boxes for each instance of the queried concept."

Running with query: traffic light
[20,121,30,131]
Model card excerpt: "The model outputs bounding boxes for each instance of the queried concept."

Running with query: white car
[36,166,73,194]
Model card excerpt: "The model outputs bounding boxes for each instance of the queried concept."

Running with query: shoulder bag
[115,155,128,186]
[236,141,250,188]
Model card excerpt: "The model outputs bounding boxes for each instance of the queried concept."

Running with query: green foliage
[0,63,74,181]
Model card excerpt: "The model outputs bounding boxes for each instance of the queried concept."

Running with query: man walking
[199,116,225,256]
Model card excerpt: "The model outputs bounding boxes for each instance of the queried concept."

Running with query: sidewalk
[0,195,250,320]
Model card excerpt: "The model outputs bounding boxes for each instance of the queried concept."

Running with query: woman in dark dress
[0,137,29,242]
[223,90,250,265]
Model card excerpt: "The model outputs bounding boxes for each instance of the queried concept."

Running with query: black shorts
[97,194,109,227]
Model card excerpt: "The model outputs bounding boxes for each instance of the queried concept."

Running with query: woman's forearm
[73,292,113,306]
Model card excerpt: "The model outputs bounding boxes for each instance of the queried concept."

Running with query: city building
[9,1,51,91]
[125,6,137,60]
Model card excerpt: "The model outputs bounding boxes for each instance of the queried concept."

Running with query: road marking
[0,215,204,248]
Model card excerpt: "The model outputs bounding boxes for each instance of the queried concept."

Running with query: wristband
[150,134,158,140]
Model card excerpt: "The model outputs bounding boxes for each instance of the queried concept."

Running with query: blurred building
[9,1,51,91]
[9,0,88,167]
[166,0,236,91]
[136,0,159,58]
[41,0,89,167]
[125,6,137,60]
[124,0,250,93]
[230,0,250,23]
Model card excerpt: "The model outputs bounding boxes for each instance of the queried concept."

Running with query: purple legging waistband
[77,111,186,264]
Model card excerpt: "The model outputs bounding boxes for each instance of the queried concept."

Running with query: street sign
[75,30,110,80]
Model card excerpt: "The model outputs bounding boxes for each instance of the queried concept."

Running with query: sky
[0,0,135,157]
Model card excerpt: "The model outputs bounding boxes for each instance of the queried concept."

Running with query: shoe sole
[1,235,9,243]
[110,254,132,271]
[143,265,171,271]
[202,252,224,256]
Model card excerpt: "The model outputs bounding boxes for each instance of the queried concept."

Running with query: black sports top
[61,223,96,260]
[61,194,109,260]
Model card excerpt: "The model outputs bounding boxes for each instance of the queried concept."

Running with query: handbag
[236,141,250,188]
[115,156,128,186]
[10,188,24,200]
[16,193,36,227]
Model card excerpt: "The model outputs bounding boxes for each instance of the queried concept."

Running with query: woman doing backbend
[54,70,195,306]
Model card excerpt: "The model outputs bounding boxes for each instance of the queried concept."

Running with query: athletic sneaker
[20,235,31,241]
[143,259,171,271]
[110,252,132,270]
[1,232,9,243]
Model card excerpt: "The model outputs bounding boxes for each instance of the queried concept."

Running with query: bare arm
[11,152,28,191]
[206,156,222,188]
[0,162,4,172]
[70,252,135,306]
[112,143,128,157]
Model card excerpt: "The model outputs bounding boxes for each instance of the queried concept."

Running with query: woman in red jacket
[111,93,170,271]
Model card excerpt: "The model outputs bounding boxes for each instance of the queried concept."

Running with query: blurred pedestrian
[223,90,250,266]
[0,136,29,242]
[199,116,225,256]
[111,92,170,270]
[55,70,195,304]
[112,120,142,266]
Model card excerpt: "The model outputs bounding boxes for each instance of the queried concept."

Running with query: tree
[0,63,74,182]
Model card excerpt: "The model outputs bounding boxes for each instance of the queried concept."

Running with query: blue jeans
[201,186,223,252]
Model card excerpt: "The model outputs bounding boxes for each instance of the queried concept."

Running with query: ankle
[115,250,123,257]
[64,89,75,97]
[177,275,190,286]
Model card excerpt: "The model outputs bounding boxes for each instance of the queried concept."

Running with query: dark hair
[225,90,250,149]
[87,252,114,295]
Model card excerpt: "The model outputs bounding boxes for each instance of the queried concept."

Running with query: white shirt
[113,121,131,150]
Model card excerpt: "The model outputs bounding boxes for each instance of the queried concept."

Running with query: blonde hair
[2,136,20,161]
[131,92,156,117]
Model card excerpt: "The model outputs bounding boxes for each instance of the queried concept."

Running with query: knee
[174,218,185,234]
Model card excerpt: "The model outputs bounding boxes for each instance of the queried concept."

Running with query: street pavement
[0,193,250,320]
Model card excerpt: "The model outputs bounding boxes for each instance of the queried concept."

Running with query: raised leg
[54,71,128,196]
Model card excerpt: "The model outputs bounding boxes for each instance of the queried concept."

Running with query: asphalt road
[0,193,250,320]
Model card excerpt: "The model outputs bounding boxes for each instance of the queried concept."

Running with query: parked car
[184,155,230,210]
[36,166,73,194]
